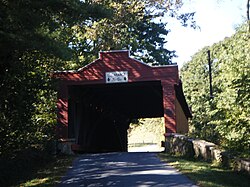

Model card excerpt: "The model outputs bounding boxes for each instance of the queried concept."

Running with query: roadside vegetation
[159,153,250,187]
[128,118,165,145]
[181,24,250,158]
[0,149,75,187]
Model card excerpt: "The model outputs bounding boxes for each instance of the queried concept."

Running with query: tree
[211,25,250,154]
[70,0,197,66]
[180,47,219,142]
[181,24,250,156]
[69,0,172,65]
[0,0,110,156]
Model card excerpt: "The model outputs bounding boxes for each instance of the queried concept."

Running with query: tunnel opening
[68,81,164,153]
[53,51,192,155]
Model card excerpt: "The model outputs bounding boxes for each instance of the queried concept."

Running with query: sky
[165,0,247,67]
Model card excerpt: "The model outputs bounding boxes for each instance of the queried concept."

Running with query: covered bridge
[53,50,191,153]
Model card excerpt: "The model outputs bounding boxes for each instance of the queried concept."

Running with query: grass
[2,149,249,187]
[159,153,250,187]
[17,155,76,187]
[0,150,76,187]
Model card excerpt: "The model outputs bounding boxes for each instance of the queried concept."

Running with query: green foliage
[212,27,250,155]
[0,148,75,187]
[128,117,165,146]
[71,0,176,65]
[180,46,218,142]
[160,153,250,187]
[181,24,250,156]
[0,0,109,157]
[71,0,197,65]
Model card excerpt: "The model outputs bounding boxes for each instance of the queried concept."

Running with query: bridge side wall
[54,51,184,140]
[175,99,189,134]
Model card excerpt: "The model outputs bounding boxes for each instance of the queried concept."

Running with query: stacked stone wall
[165,134,249,174]
[57,138,75,155]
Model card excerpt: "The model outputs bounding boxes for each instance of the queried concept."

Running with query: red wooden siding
[53,50,188,139]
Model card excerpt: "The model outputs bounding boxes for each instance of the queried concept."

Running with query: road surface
[58,152,198,187]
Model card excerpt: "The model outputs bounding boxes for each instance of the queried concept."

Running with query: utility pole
[247,0,250,32]
[207,50,213,99]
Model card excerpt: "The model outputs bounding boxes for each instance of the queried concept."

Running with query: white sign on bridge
[105,71,128,83]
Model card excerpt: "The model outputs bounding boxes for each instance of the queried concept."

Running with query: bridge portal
[53,50,191,153]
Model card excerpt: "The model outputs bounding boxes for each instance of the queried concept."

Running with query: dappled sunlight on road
[58,152,198,187]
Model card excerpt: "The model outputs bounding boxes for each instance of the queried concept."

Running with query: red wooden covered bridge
[53,50,191,153]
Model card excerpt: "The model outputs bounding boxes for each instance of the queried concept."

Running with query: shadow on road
[58,152,197,187]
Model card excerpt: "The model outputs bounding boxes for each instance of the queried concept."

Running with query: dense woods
[181,24,250,157]
[0,0,108,157]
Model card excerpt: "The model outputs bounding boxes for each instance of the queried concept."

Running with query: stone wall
[165,133,249,174]
[233,159,250,174]
[165,134,194,158]
[57,138,76,155]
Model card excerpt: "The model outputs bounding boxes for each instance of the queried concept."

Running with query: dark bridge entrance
[53,50,191,153]
[68,81,163,152]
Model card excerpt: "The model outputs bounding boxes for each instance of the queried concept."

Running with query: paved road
[58,152,198,187]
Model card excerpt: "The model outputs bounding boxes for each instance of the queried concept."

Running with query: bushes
[0,147,53,187]
[181,24,250,157]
